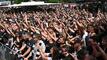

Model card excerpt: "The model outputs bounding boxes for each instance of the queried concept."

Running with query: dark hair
[52,46,60,60]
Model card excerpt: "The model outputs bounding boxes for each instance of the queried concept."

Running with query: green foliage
[47,0,60,3]
[63,0,75,3]
[12,0,76,4]
[47,0,76,3]
[14,0,29,4]
[14,0,21,4]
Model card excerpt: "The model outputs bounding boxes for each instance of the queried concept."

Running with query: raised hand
[23,13,28,25]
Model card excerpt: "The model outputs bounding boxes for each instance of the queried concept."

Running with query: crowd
[0,4,107,60]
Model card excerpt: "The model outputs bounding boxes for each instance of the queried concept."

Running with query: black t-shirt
[87,46,93,55]
[77,48,88,60]
[68,46,75,54]
[62,54,74,60]
[67,30,76,37]
[16,39,33,59]
[25,39,35,49]
[46,43,54,53]
[43,40,54,53]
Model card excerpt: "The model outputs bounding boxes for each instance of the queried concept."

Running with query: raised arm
[20,44,26,51]
[46,30,57,41]
[24,52,32,60]
[23,13,29,26]
[22,46,31,57]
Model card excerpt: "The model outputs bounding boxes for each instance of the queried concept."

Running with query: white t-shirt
[38,40,46,52]
[47,57,52,60]
[35,40,46,55]
[82,30,88,47]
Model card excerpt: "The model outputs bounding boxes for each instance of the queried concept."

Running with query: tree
[47,0,60,3]
[47,0,76,3]
[12,0,76,4]
[14,0,29,4]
